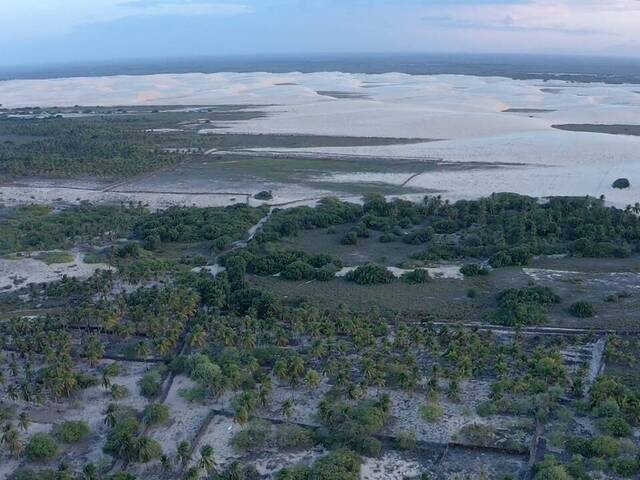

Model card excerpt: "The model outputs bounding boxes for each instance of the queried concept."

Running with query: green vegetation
[569,301,595,318]
[142,404,170,427]
[0,202,266,255]
[460,263,490,277]
[232,419,314,452]
[0,116,180,179]
[490,286,561,326]
[52,421,90,443]
[138,367,165,399]
[401,269,430,284]
[32,251,75,265]
[25,433,58,461]
[103,404,163,463]
[254,190,273,200]
[1,190,640,479]
[276,449,362,480]
[317,396,391,456]
[612,178,631,189]
[420,403,444,423]
[345,264,394,285]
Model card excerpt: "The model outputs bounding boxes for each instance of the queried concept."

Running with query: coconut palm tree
[304,369,321,391]
[104,404,119,428]
[136,436,159,463]
[1,426,23,457]
[281,399,294,422]
[198,444,217,475]
[18,412,31,432]
[183,467,200,480]
[81,463,98,480]
[177,440,191,468]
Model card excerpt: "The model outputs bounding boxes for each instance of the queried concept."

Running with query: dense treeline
[0,117,180,178]
[0,203,265,254]
[261,193,640,265]
[134,205,267,251]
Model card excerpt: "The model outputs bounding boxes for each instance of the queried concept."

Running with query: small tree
[26,432,58,461]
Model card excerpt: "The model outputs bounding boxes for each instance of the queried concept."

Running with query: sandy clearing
[0,250,113,292]
[336,265,464,280]
[152,375,212,457]
[360,453,422,480]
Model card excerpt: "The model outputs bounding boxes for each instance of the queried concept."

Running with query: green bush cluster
[460,264,490,277]
[401,269,430,284]
[276,449,362,480]
[569,301,595,318]
[490,286,561,326]
[25,433,58,461]
[52,420,90,444]
[232,419,314,452]
[316,396,391,456]
[345,264,394,285]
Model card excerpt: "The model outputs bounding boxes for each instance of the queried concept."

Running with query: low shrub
[401,269,430,284]
[597,416,631,437]
[281,261,315,281]
[612,178,630,189]
[341,232,358,245]
[52,421,90,443]
[25,433,58,461]
[420,403,444,423]
[143,404,170,426]
[460,264,490,277]
[139,370,163,398]
[316,264,338,281]
[610,457,640,477]
[569,301,595,318]
[345,264,394,285]
[590,435,619,458]
[254,190,273,200]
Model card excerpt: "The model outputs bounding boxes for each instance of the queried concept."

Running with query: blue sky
[2,0,640,66]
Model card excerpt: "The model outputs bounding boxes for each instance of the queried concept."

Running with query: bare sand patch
[0,250,113,292]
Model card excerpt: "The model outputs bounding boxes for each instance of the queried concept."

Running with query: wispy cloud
[118,0,254,15]
[0,0,254,41]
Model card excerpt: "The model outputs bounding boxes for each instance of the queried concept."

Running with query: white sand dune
[1,71,640,207]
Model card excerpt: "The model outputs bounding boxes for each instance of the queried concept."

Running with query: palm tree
[274,359,288,384]
[101,371,112,390]
[104,404,118,428]
[281,399,294,422]
[160,454,172,472]
[1,426,23,457]
[304,369,321,391]
[198,444,217,475]
[18,412,31,432]
[81,463,98,480]
[7,384,19,402]
[188,326,207,349]
[177,440,191,468]
[183,467,200,480]
[136,436,158,463]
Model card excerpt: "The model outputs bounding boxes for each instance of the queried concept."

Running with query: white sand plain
[0,250,113,292]
[1,71,639,207]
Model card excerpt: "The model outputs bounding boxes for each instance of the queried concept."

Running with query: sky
[2,0,640,67]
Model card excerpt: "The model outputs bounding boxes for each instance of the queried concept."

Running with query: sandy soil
[0,250,113,292]
[2,72,640,208]
[0,360,152,474]
[336,265,464,281]
[360,453,422,480]
[151,375,213,457]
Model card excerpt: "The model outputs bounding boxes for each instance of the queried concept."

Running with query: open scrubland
[0,193,639,480]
